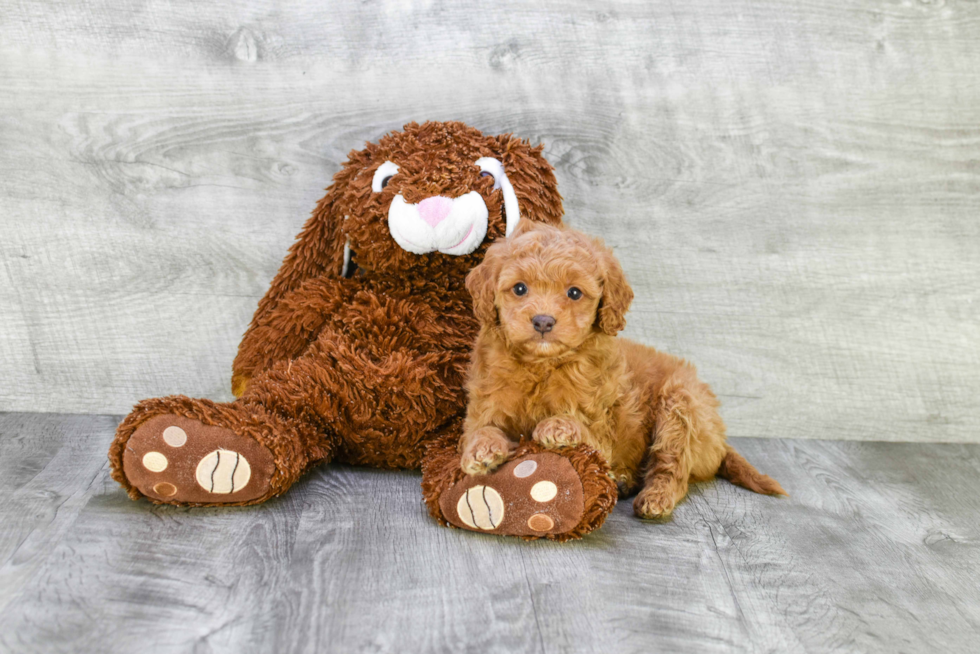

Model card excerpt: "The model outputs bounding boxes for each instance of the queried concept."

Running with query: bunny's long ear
[493,136,564,230]
[475,157,522,237]
[231,157,362,394]
[248,157,363,326]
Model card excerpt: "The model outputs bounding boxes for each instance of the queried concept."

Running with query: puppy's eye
[513,282,528,297]
[480,171,495,184]
[567,287,583,301]
[380,176,393,189]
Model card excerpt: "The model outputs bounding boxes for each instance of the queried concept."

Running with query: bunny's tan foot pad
[440,453,586,538]
[122,414,275,505]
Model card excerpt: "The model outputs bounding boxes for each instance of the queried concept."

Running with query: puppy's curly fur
[460,223,786,519]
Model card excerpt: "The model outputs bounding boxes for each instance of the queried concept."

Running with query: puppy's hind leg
[634,373,726,519]
[634,427,690,519]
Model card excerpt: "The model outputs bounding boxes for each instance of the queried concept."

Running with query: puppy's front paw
[460,428,514,476]
[633,486,678,519]
[532,416,584,449]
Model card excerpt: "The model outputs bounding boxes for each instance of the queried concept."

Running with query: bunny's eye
[567,287,583,300]
[372,161,399,193]
[513,282,528,297]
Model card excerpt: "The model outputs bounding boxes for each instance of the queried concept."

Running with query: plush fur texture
[458,223,786,519]
[111,122,625,526]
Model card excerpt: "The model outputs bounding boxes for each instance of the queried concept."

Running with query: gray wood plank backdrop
[0,0,977,442]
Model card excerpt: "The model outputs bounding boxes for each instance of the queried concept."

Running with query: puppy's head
[466,222,633,358]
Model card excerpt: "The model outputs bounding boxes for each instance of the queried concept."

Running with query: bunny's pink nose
[417,196,453,228]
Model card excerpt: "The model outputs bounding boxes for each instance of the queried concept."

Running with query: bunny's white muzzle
[342,158,523,272]
[388,192,489,256]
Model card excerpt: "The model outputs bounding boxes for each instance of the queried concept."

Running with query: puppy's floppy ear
[596,242,634,335]
[465,241,506,325]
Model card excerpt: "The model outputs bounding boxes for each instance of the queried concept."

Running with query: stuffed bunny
[109,121,616,541]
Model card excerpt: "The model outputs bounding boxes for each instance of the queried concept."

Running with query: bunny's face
[330,121,563,280]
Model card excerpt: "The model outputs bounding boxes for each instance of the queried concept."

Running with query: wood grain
[0,0,978,443]
[1,412,978,653]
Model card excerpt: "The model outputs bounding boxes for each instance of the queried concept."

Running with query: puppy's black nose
[532,314,556,334]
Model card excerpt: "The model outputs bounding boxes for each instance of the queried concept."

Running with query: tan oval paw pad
[162,426,187,447]
[142,452,168,472]
[513,460,537,478]
[195,449,251,494]
[530,480,557,502]
[153,482,177,497]
[528,514,554,531]
[456,485,504,529]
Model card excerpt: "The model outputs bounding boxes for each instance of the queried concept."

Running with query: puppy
[458,223,785,519]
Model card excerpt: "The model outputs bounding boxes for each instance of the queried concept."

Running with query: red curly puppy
[459,223,785,519]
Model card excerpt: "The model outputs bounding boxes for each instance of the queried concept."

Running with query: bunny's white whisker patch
[388,191,488,255]
[385,158,522,256]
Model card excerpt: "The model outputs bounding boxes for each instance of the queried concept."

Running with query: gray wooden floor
[1,413,977,653]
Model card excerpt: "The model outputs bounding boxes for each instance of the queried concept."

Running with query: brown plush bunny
[109,121,617,541]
